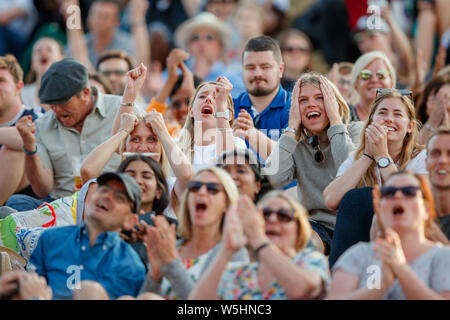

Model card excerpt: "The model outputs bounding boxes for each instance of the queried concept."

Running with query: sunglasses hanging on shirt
[308,136,324,163]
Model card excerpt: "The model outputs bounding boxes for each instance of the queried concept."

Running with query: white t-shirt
[191,136,247,173]
[336,149,428,186]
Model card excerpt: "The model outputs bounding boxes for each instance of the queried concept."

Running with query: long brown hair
[355,91,424,187]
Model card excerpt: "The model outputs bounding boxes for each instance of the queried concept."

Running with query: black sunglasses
[262,207,295,223]
[376,88,413,100]
[380,186,421,199]
[308,136,324,163]
[187,181,223,195]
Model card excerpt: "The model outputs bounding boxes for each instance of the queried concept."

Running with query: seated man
[28,172,146,300]
[6,58,124,211]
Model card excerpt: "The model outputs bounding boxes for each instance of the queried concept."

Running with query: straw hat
[174,12,232,56]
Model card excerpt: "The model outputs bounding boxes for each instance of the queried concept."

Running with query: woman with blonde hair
[327,171,450,300]
[349,51,396,122]
[264,72,364,255]
[176,77,247,173]
[324,90,427,266]
[139,167,248,299]
[189,191,329,300]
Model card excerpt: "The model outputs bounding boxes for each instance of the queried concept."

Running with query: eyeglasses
[376,88,413,100]
[380,186,421,199]
[190,34,216,42]
[187,181,223,195]
[282,46,310,54]
[100,69,127,77]
[308,136,324,163]
[359,69,389,81]
[262,207,295,223]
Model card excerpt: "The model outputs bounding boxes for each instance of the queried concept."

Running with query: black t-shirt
[439,215,450,241]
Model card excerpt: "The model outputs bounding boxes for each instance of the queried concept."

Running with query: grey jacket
[263,122,364,229]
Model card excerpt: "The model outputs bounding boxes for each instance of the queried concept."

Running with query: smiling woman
[325,90,427,266]
[264,72,364,255]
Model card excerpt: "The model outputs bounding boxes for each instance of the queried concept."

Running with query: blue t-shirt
[29,224,146,300]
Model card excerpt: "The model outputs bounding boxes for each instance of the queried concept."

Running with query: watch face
[378,158,390,168]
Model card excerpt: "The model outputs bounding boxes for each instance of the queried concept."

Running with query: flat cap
[97,172,142,214]
[39,58,89,105]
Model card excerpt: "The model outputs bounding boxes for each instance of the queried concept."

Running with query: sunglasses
[359,69,389,81]
[190,34,216,42]
[380,186,421,199]
[376,88,413,100]
[308,136,324,163]
[100,69,127,77]
[187,181,223,195]
[282,46,310,54]
[262,207,295,223]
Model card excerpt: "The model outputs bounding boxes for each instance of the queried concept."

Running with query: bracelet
[121,101,135,107]
[22,145,37,155]
[253,241,272,259]
[363,153,375,161]
[425,122,436,133]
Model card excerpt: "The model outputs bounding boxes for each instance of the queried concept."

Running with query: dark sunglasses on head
[190,34,215,42]
[282,46,310,54]
[380,186,421,199]
[262,207,295,223]
[100,69,127,77]
[187,181,223,195]
[359,69,389,81]
[376,88,413,100]
[308,136,324,163]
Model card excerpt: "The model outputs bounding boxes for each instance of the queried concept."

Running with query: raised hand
[233,109,256,140]
[236,195,268,250]
[144,109,167,135]
[215,76,233,114]
[222,204,247,252]
[119,113,139,135]
[129,0,149,24]
[123,63,148,103]
[374,228,407,276]
[319,75,342,125]
[166,49,190,82]
[288,79,302,130]
[16,116,36,152]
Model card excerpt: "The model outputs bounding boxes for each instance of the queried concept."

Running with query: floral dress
[217,246,330,300]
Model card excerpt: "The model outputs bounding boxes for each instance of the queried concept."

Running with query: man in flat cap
[8,58,126,211]
[28,172,146,300]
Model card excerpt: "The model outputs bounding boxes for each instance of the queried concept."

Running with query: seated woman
[324,90,427,266]
[264,72,364,255]
[81,65,193,218]
[216,149,273,203]
[139,167,249,299]
[327,171,450,300]
[175,78,247,173]
[189,191,330,300]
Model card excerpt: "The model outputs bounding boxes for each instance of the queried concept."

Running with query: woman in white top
[324,89,427,266]
[327,171,450,300]
[176,77,247,173]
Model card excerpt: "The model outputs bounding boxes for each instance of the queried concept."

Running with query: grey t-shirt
[333,242,450,299]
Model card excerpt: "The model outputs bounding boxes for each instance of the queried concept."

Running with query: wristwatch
[214,110,230,119]
[376,157,394,168]
[282,127,297,134]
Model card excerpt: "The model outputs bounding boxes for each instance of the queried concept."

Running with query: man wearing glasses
[28,172,146,300]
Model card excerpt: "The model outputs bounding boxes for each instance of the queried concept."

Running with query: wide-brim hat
[174,12,232,56]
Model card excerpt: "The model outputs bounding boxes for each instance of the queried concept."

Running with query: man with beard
[232,36,291,160]
[426,128,450,241]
